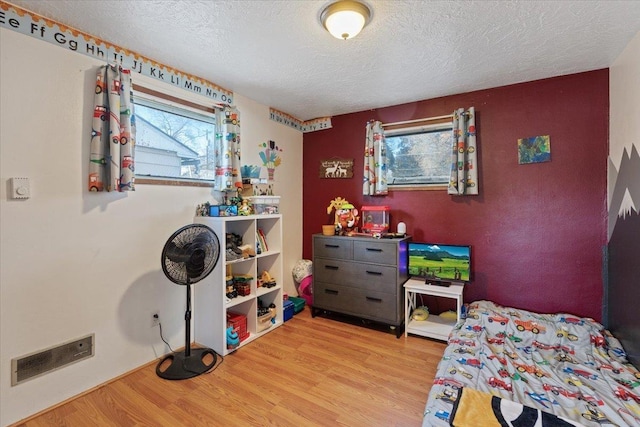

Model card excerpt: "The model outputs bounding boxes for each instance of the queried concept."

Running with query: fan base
[156,347,217,380]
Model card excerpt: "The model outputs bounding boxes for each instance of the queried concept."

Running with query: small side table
[404,279,464,341]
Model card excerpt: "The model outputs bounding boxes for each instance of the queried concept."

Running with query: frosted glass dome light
[321,1,372,40]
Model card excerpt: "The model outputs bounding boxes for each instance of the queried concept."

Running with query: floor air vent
[11,334,94,386]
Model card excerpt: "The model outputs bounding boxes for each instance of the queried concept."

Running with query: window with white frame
[133,94,217,182]
[385,121,453,187]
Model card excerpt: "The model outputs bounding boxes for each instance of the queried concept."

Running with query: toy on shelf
[257,300,277,332]
[258,270,277,288]
[233,274,252,296]
[226,326,239,349]
[238,198,252,216]
[225,233,255,260]
[225,274,237,300]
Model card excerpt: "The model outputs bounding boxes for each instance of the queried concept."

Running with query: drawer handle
[366,296,382,303]
[325,244,340,248]
[325,289,339,295]
[366,248,383,252]
[324,265,339,270]
[366,270,382,276]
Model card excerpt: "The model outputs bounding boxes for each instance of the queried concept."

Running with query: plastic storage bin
[249,196,280,214]
[288,296,305,314]
[257,312,273,332]
[283,300,295,322]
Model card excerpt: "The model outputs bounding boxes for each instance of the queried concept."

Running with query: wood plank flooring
[13,308,446,427]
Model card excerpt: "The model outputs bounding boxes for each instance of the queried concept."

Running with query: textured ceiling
[7,0,640,121]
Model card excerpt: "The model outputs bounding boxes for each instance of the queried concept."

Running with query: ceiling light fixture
[320,0,371,40]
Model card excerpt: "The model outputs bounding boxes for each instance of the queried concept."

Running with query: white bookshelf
[193,214,283,355]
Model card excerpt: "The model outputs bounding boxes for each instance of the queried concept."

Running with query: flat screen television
[408,242,471,286]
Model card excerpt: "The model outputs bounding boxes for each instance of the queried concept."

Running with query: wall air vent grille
[11,334,95,386]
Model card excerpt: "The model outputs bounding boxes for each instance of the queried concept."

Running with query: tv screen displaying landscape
[408,242,471,283]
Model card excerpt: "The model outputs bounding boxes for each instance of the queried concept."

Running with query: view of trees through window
[134,101,216,180]
[386,127,452,186]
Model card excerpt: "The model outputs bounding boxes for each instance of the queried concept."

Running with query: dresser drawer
[313,236,353,260]
[353,240,397,265]
[315,258,398,294]
[314,258,357,284]
[349,264,398,293]
[313,282,399,324]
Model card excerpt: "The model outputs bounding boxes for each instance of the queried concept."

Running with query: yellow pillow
[439,310,457,320]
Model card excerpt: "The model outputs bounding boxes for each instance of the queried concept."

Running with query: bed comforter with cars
[422,300,640,426]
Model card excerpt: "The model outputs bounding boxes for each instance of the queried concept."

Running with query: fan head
[162,224,220,285]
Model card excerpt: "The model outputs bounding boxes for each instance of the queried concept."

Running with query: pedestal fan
[157,223,220,380]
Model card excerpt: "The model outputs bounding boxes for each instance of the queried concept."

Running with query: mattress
[422,300,640,426]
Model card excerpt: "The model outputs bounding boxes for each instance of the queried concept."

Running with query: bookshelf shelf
[194,214,283,355]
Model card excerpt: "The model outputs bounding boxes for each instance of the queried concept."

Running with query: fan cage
[162,224,220,285]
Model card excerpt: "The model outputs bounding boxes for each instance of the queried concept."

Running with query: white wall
[0,28,302,426]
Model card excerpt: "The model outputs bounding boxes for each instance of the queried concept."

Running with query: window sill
[136,177,215,188]
[389,184,447,191]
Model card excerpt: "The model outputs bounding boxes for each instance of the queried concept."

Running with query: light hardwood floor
[13,309,446,427]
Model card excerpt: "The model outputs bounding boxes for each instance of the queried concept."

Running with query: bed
[422,300,640,426]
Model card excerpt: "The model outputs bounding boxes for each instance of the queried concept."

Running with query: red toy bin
[361,205,390,234]
[227,311,249,342]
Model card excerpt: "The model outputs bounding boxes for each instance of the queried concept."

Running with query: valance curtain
[214,106,243,192]
[363,120,388,196]
[448,107,478,195]
[89,64,135,192]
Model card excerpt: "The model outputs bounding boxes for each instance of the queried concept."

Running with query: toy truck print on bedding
[422,300,640,427]
[514,319,546,334]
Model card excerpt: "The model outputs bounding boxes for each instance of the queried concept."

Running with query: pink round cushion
[298,275,313,306]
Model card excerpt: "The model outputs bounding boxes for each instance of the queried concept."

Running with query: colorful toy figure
[226,326,239,349]
[239,198,252,216]
[335,203,359,236]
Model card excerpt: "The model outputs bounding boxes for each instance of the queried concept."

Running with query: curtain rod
[381,114,453,128]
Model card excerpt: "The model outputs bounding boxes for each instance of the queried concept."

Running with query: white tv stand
[404,279,464,341]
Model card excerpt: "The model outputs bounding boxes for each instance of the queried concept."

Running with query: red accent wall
[302,70,608,321]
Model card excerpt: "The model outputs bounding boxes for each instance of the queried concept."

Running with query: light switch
[10,177,30,199]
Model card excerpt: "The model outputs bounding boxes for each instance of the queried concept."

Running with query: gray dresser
[312,234,409,337]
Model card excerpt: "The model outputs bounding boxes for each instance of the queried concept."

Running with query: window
[385,122,453,188]
[133,93,217,183]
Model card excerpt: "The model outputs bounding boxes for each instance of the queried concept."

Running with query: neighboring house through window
[133,87,218,185]
[384,120,453,189]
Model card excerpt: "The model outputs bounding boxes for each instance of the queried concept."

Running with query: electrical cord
[158,322,174,352]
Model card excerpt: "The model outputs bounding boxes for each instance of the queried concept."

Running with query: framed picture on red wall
[518,135,551,164]
[320,158,354,178]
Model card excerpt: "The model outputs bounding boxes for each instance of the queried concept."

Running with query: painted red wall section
[302,70,608,321]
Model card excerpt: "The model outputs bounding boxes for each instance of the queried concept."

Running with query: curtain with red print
[89,64,135,192]
[363,120,388,196]
[214,106,243,192]
[448,107,478,195]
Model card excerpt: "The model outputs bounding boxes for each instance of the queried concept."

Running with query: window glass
[134,97,216,181]
[385,123,453,187]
